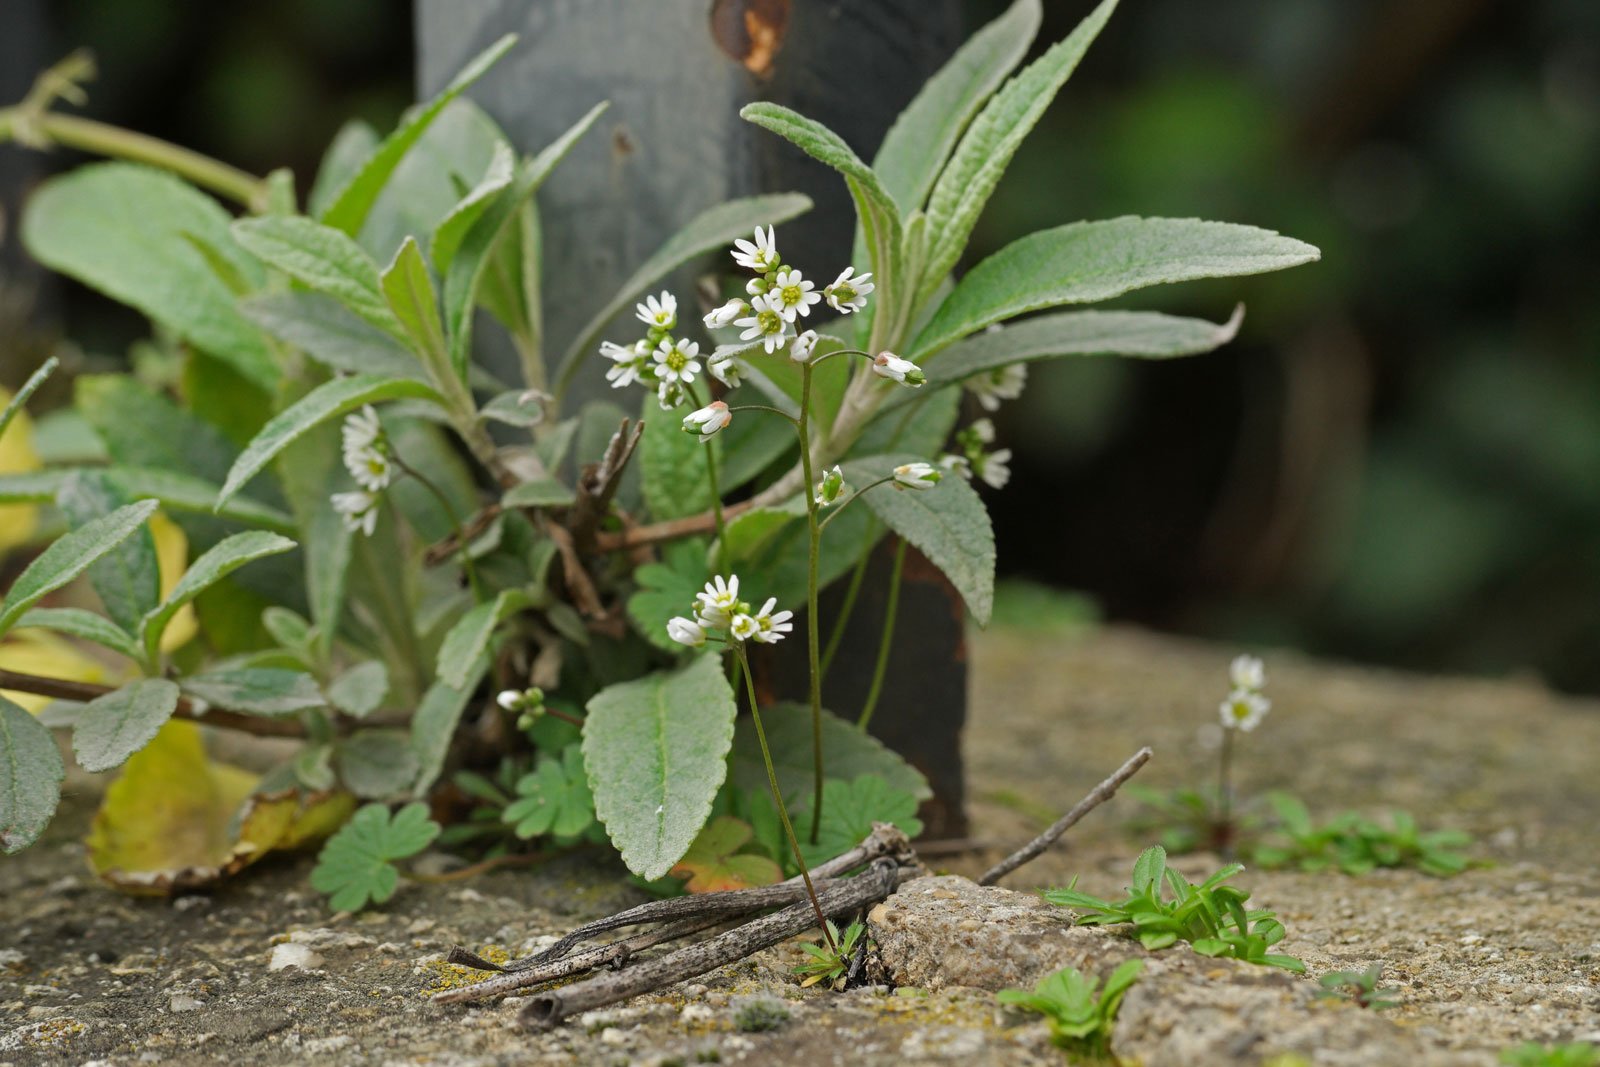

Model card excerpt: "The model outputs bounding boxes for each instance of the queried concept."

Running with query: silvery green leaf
[0,500,159,636]
[71,679,181,773]
[0,695,64,853]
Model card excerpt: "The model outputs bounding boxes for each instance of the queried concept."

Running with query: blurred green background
[2,0,1597,692]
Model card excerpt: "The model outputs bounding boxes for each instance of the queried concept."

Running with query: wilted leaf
[669,815,782,893]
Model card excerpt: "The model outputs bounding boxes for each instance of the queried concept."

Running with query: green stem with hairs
[798,360,826,844]
[856,537,907,733]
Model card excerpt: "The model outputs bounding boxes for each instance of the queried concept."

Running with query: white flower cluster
[667,573,793,648]
[704,226,873,360]
[1219,654,1270,732]
[598,290,716,411]
[964,361,1028,412]
[331,406,393,536]
[938,418,1012,490]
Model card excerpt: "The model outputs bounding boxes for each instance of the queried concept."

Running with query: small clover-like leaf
[796,774,923,868]
[669,815,782,893]
[309,801,439,912]
[504,746,596,842]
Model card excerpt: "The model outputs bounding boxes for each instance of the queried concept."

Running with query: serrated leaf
[730,703,930,806]
[842,453,995,625]
[920,0,1118,301]
[797,774,923,868]
[21,164,276,387]
[71,678,181,773]
[430,140,515,273]
[241,291,420,380]
[669,815,782,893]
[13,608,139,660]
[913,217,1320,359]
[217,374,443,506]
[326,661,389,718]
[0,695,65,853]
[626,539,712,653]
[409,659,487,797]
[0,500,159,635]
[140,531,296,661]
[639,393,719,522]
[553,192,813,399]
[583,655,737,880]
[0,356,59,444]
[505,746,596,840]
[57,471,162,635]
[232,216,403,337]
[309,801,439,912]
[1131,845,1167,894]
[335,729,420,799]
[180,668,323,716]
[319,34,516,237]
[435,589,530,688]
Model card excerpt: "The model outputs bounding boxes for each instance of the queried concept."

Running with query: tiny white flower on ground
[789,329,819,363]
[728,613,760,642]
[749,598,793,644]
[731,225,781,274]
[824,267,874,314]
[965,362,1028,412]
[1230,654,1267,692]
[735,293,791,354]
[635,291,677,330]
[975,448,1012,490]
[696,575,742,626]
[332,490,380,537]
[871,351,925,387]
[708,351,744,388]
[683,400,732,441]
[703,298,747,330]
[893,462,941,490]
[814,464,846,506]
[653,338,702,385]
[667,616,707,648]
[1219,688,1271,731]
[769,268,820,321]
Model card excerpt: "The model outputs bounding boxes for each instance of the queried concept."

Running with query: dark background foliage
[3,0,1597,692]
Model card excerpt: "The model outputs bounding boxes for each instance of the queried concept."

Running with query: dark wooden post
[416,0,970,836]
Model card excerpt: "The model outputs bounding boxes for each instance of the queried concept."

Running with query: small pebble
[268,943,323,972]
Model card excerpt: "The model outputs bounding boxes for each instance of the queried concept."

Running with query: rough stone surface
[1,625,1597,1065]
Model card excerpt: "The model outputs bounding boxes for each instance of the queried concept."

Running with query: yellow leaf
[86,720,353,895]
[0,389,41,554]
[148,511,198,653]
[0,630,112,713]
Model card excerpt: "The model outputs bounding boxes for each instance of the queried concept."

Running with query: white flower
[341,406,393,491]
[683,400,732,441]
[728,613,760,642]
[823,267,874,314]
[814,465,846,506]
[635,290,677,330]
[342,405,382,452]
[734,293,791,354]
[601,340,648,389]
[667,616,707,648]
[969,417,996,444]
[1219,688,1271,732]
[653,338,702,385]
[975,448,1012,490]
[892,462,941,490]
[748,598,793,644]
[704,298,748,330]
[965,362,1028,412]
[769,268,820,321]
[332,490,380,537]
[497,689,525,711]
[1230,654,1267,692]
[938,453,971,480]
[657,380,684,410]
[731,225,781,274]
[745,275,770,296]
[696,574,742,626]
[789,329,819,363]
[708,350,744,388]
[871,351,925,387]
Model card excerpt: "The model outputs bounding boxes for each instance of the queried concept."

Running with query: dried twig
[594,500,756,552]
[518,858,905,1028]
[423,503,503,567]
[0,666,305,739]
[979,746,1153,886]
[569,418,643,555]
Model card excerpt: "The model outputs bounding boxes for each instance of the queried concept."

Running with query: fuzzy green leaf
[626,539,712,653]
[409,659,487,797]
[241,291,420,380]
[639,393,720,522]
[379,236,449,363]
[430,140,515,274]
[0,500,159,635]
[217,374,443,506]
[318,34,516,237]
[140,531,296,661]
[57,471,162,636]
[0,466,294,535]
[20,165,276,387]
[913,217,1320,360]
[435,589,530,688]
[326,661,389,719]
[505,746,597,840]
[336,729,420,799]
[0,356,59,443]
[180,668,324,716]
[730,703,930,806]
[232,216,402,337]
[583,655,738,880]
[0,695,65,853]
[1131,845,1167,895]
[12,608,139,660]
[309,801,439,912]
[71,679,181,773]
[554,192,813,398]
[308,120,381,218]
[919,0,1118,301]
[501,478,576,508]
[797,774,923,867]
[842,453,995,625]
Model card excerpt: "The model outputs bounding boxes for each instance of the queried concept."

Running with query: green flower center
[833,283,856,303]
[781,284,802,305]
[758,310,782,333]
[666,350,687,372]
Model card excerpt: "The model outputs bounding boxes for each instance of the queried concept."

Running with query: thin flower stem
[798,361,826,844]
[726,403,800,426]
[855,537,906,733]
[736,648,838,952]
[1217,728,1235,842]
[808,347,876,370]
[390,453,485,603]
[684,381,728,571]
[816,476,896,534]
[819,518,878,681]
